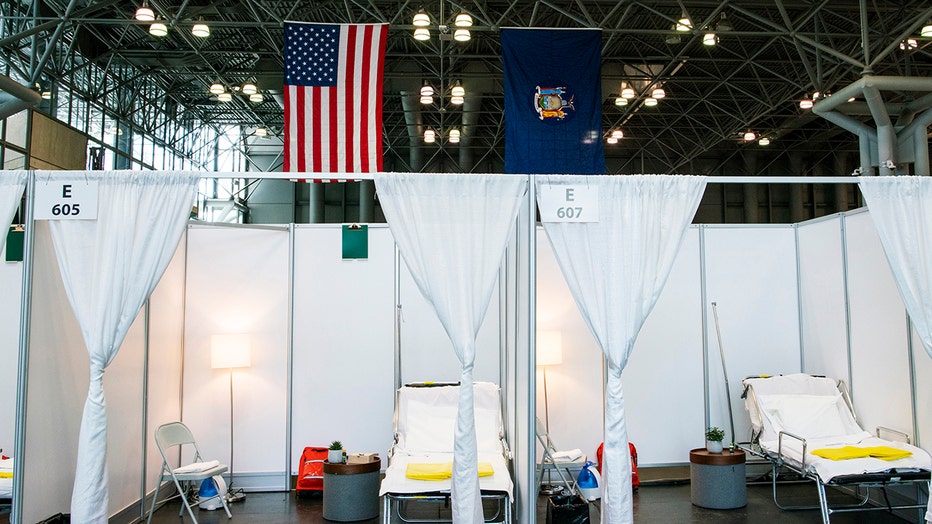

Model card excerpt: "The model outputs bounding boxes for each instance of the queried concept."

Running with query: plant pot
[328,449,343,463]
[706,440,723,454]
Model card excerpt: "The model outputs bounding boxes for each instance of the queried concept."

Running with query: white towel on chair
[552,449,584,463]
[174,460,220,473]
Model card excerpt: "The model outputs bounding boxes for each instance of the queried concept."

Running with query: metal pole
[711,302,736,447]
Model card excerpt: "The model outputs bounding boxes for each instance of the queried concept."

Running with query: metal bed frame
[740,376,931,523]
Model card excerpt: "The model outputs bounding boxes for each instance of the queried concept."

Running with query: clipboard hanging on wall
[342,224,368,259]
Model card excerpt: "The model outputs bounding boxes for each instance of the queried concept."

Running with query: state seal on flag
[534,85,575,122]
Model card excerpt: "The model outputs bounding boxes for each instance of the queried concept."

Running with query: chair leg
[173,478,199,523]
[212,477,232,519]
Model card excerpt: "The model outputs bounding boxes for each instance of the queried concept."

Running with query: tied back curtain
[538,175,706,524]
[0,170,27,253]
[374,173,527,524]
[857,176,932,524]
[41,170,199,523]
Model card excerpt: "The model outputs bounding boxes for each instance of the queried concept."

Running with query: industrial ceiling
[2,0,932,175]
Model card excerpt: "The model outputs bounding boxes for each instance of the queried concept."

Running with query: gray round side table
[689,448,747,509]
[322,458,381,521]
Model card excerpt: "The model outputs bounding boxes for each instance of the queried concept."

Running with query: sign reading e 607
[34,180,99,220]
[539,185,599,223]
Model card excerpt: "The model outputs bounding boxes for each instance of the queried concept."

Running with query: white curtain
[40,170,199,523]
[0,171,27,253]
[374,173,527,524]
[538,175,706,524]
[857,176,932,523]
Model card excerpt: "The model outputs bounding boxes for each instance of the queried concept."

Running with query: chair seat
[171,464,228,481]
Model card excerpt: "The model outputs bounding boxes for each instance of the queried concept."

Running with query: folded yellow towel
[812,445,913,461]
[0,472,11,479]
[405,462,494,481]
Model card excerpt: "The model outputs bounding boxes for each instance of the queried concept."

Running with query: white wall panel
[0,253,21,453]
[145,238,186,494]
[625,227,704,465]
[844,211,913,437]
[183,225,289,490]
[398,260,503,385]
[106,315,145,516]
[702,225,801,446]
[291,225,395,472]
[797,216,849,380]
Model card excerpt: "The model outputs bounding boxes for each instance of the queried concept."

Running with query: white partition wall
[291,225,395,471]
[797,215,850,381]
[0,249,22,453]
[182,224,290,491]
[143,239,187,503]
[701,225,801,445]
[625,227,704,465]
[843,211,913,437]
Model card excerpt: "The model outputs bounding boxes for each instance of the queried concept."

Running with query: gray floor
[143,481,923,523]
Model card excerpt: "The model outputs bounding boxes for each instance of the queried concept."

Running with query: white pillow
[758,393,850,439]
[402,401,502,453]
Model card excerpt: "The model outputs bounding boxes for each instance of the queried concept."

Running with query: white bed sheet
[760,431,932,483]
[0,458,11,498]
[379,451,514,499]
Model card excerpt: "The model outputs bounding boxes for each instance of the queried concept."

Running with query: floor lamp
[211,334,251,503]
[537,330,563,495]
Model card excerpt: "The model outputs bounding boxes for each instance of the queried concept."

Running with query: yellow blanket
[811,445,913,461]
[0,472,10,479]
[405,462,494,481]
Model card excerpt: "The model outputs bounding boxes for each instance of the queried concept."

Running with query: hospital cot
[379,382,513,524]
[740,373,931,523]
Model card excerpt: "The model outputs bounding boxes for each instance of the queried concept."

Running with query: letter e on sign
[34,180,99,220]
[539,185,599,222]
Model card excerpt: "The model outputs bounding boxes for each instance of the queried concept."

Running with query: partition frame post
[13,171,35,524]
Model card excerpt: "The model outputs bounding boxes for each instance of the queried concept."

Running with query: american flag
[284,22,388,174]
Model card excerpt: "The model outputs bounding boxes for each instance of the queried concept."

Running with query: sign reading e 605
[34,181,99,220]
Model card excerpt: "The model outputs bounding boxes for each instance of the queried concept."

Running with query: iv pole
[711,302,736,448]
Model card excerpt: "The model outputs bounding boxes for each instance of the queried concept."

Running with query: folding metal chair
[535,417,584,497]
[146,422,232,523]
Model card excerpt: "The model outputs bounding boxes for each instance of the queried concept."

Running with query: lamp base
[226,489,246,503]
[539,484,564,496]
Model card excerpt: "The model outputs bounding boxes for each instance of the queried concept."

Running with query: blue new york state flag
[501,28,605,174]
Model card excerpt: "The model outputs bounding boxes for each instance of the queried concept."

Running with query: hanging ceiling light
[210,82,225,95]
[217,92,232,102]
[135,1,155,22]
[413,28,430,41]
[449,128,461,143]
[644,97,658,107]
[451,84,465,98]
[651,87,666,99]
[607,137,618,144]
[621,84,636,99]
[743,130,756,141]
[799,96,814,109]
[611,129,624,139]
[758,137,771,146]
[149,20,168,37]
[192,20,210,38]
[454,28,471,41]
[455,13,473,27]
[676,13,692,32]
[420,95,433,104]
[614,97,628,106]
[900,39,918,50]
[413,11,430,27]
[703,32,718,46]
[255,127,268,137]
[424,129,436,143]
[420,83,434,97]
[249,93,264,103]
[242,82,258,95]
[922,20,932,37]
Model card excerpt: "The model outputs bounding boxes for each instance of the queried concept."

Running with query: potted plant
[328,440,344,463]
[705,427,725,454]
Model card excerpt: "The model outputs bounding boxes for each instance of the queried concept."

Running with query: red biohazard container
[597,442,640,491]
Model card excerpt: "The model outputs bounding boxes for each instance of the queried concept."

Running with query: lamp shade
[536,331,563,367]
[211,334,251,369]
